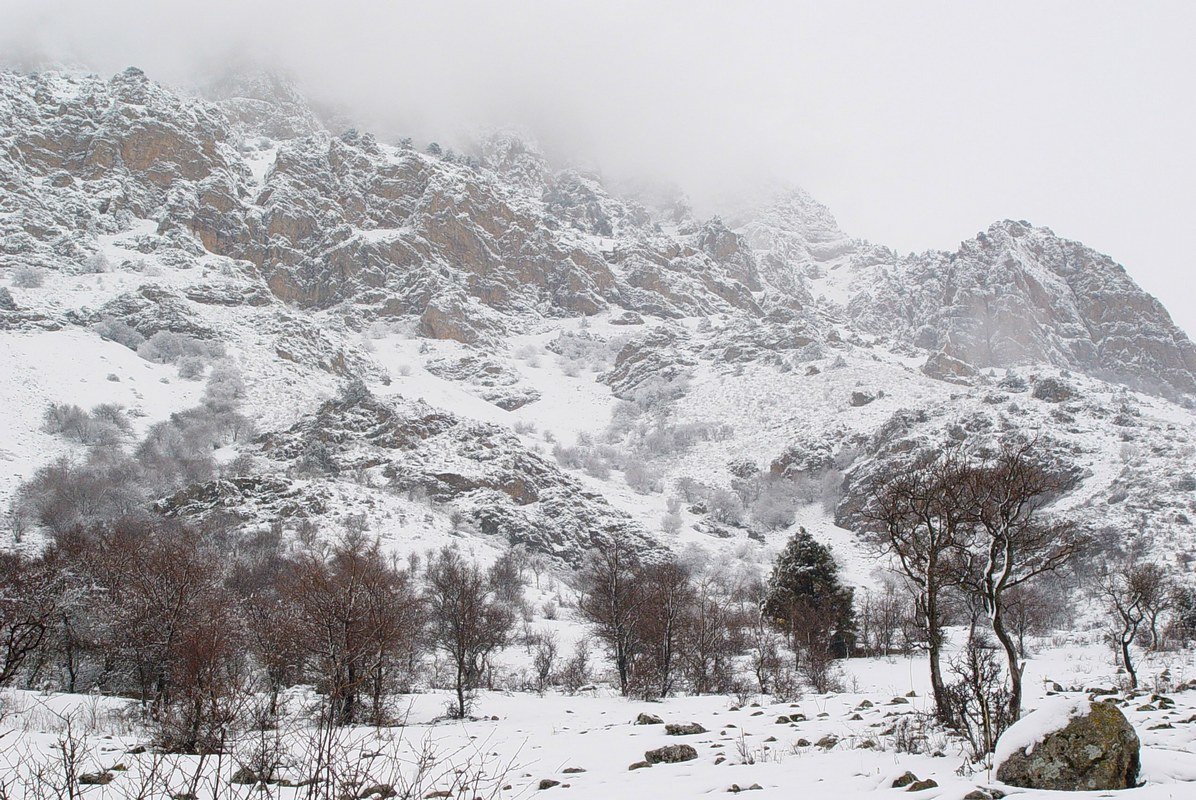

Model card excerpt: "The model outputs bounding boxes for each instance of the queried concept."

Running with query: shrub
[137,331,224,365]
[624,461,661,494]
[92,317,145,349]
[82,253,110,274]
[11,266,44,288]
[176,355,207,380]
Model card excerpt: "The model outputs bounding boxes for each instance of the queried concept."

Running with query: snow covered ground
[3,634,1195,799]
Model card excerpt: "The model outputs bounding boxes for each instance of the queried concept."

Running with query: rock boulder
[995,698,1139,791]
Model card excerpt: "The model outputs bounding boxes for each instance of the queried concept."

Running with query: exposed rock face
[425,352,541,409]
[1,68,768,342]
[847,221,1196,398]
[601,324,697,399]
[995,699,1140,791]
[201,68,326,141]
[921,351,979,385]
[155,476,328,521]
[736,187,857,295]
[5,67,1191,402]
[4,63,1196,573]
[0,68,246,275]
[255,392,653,563]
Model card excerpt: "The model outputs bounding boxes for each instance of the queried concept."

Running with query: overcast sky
[4,0,1193,335]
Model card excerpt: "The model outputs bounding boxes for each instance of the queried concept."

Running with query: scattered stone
[665,722,707,736]
[635,713,664,725]
[610,311,644,326]
[891,772,919,788]
[79,772,114,786]
[961,790,1005,800]
[815,735,838,749]
[889,697,910,705]
[1031,377,1074,403]
[628,761,651,771]
[645,744,699,764]
[921,351,978,385]
[358,785,397,799]
[537,779,560,790]
[906,779,938,792]
[795,738,811,747]
[850,391,876,407]
[562,767,585,774]
[230,767,259,785]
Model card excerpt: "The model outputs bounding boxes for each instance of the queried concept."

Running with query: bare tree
[862,446,975,721]
[1003,582,1063,658]
[285,534,425,726]
[1102,562,1168,689]
[681,574,745,695]
[425,548,518,718]
[530,628,558,693]
[631,557,692,698]
[0,553,61,686]
[577,536,647,696]
[961,441,1087,720]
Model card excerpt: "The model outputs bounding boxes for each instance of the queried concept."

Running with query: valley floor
[4,638,1196,800]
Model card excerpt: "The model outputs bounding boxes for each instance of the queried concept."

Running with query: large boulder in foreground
[995,697,1139,791]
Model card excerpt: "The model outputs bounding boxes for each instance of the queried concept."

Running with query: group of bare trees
[863,440,1087,753]
[578,530,870,700]
[0,515,524,753]
[578,537,759,699]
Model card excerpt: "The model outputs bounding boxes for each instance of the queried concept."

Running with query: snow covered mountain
[3,66,1195,578]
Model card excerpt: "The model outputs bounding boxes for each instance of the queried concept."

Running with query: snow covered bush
[175,354,207,380]
[11,266,44,288]
[41,402,132,447]
[624,460,661,494]
[136,330,224,366]
[81,252,109,273]
[91,316,145,349]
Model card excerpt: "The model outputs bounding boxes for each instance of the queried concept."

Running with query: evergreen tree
[763,528,855,658]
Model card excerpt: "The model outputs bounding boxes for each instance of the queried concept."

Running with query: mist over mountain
[3,0,1194,336]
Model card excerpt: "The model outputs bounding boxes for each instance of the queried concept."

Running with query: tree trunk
[1121,636,1138,689]
[991,602,1023,720]
[925,592,949,722]
[615,637,630,696]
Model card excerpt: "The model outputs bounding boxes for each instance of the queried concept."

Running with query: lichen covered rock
[995,698,1139,791]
